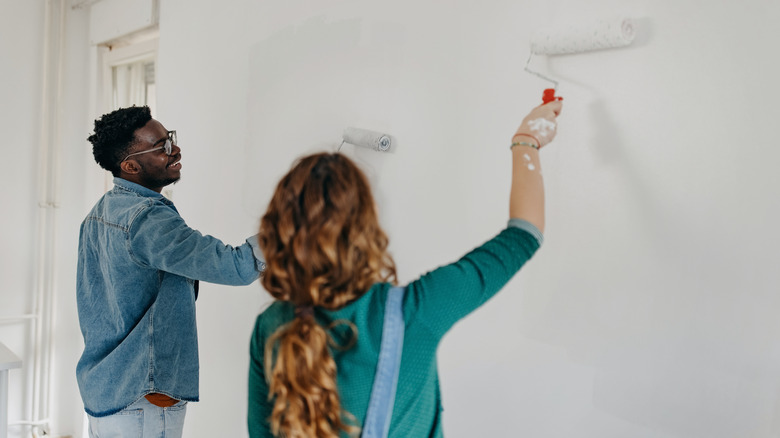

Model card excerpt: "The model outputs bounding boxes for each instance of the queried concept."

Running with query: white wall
[0,0,91,437]
[3,0,780,437]
[157,0,780,437]
[0,0,46,434]
[51,4,93,435]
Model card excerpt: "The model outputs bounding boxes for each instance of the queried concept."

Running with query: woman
[248,101,563,437]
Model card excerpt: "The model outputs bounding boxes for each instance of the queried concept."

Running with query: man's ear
[120,160,141,175]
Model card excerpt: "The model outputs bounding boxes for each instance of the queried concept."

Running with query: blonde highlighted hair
[259,152,397,437]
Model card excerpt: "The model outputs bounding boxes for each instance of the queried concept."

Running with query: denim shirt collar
[112,177,177,210]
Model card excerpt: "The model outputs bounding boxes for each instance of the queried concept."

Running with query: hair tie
[295,305,315,318]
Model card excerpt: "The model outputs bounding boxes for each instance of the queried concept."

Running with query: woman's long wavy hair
[259,152,397,438]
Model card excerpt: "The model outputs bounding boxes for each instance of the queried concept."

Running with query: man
[76,106,264,437]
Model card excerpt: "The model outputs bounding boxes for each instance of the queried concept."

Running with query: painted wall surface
[0,1,90,436]
[154,0,780,437]
[51,6,92,436]
[1,0,46,434]
[3,0,780,437]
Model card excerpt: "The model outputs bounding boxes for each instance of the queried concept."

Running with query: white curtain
[112,60,155,112]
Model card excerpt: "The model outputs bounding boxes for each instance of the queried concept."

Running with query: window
[101,36,158,114]
[112,57,156,113]
[92,35,159,194]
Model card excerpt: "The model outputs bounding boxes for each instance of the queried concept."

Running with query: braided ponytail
[264,313,359,437]
[259,153,396,437]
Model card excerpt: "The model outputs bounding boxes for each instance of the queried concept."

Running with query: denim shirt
[76,178,265,417]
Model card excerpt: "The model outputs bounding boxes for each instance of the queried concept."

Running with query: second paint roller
[526,17,637,103]
[341,127,392,152]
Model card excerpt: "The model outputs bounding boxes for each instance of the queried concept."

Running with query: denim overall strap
[361,286,405,438]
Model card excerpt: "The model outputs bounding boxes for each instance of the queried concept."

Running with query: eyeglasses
[122,130,177,162]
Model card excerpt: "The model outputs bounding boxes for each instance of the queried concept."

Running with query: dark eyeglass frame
[122,130,177,162]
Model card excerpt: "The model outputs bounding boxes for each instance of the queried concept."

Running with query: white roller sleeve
[342,127,392,152]
[530,17,636,55]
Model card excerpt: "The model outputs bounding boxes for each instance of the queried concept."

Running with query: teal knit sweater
[248,223,542,437]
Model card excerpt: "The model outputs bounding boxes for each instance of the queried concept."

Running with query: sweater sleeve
[403,223,542,340]
[248,315,274,437]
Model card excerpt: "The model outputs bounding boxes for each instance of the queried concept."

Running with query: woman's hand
[512,100,563,149]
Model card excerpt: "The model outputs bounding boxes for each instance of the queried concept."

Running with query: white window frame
[100,37,158,114]
[90,35,159,194]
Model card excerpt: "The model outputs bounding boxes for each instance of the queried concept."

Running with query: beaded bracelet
[510,141,539,150]
[512,133,541,149]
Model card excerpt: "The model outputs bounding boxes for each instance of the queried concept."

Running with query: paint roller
[339,127,393,152]
[525,17,637,103]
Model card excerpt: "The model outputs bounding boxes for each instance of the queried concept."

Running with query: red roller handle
[542,88,563,104]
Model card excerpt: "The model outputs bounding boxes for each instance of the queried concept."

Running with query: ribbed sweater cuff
[507,218,544,246]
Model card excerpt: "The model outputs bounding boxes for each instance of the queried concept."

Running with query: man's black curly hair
[88,105,152,176]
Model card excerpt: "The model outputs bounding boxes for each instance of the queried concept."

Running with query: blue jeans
[87,397,187,438]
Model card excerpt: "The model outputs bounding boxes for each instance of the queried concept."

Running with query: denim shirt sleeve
[246,234,267,273]
[127,200,261,285]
